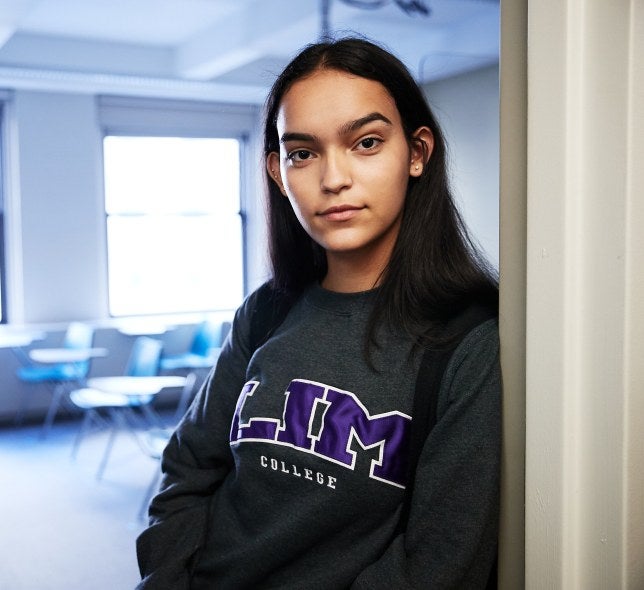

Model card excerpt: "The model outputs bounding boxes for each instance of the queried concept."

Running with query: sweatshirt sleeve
[351,319,501,590]
[135,292,259,590]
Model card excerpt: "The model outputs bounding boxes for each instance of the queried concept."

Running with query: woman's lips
[318,205,364,221]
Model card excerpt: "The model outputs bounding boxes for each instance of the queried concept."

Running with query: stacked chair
[159,320,227,371]
[69,336,194,480]
[159,320,229,420]
[15,321,95,437]
[137,320,230,518]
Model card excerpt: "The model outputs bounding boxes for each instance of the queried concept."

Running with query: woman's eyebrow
[340,112,392,135]
[280,112,393,144]
[280,131,317,144]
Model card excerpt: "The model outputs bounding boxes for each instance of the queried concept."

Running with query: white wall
[3,90,264,324]
[424,65,500,269]
[9,90,107,323]
[3,66,498,325]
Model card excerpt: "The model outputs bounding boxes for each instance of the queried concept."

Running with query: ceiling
[0,0,499,104]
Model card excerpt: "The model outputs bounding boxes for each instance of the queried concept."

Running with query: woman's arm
[351,320,501,590]
[136,294,259,589]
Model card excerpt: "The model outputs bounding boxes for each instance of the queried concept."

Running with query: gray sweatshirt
[136,283,500,589]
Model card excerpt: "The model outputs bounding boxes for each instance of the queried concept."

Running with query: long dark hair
[263,37,498,348]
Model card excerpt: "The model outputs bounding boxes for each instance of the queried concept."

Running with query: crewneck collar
[303,282,379,314]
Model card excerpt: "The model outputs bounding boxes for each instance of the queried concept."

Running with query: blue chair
[160,321,227,421]
[15,321,95,436]
[69,337,193,480]
[123,335,163,378]
[159,320,228,372]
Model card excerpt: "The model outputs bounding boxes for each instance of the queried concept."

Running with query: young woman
[137,37,500,589]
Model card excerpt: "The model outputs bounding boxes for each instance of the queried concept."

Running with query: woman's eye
[357,137,381,150]
[288,149,312,162]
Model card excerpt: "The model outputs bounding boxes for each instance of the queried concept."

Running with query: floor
[0,414,169,590]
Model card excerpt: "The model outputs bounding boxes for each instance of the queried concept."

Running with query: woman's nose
[320,152,352,194]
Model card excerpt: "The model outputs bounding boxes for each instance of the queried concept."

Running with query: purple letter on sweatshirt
[230,379,411,487]
[313,386,410,487]
[275,380,326,448]
[230,381,278,442]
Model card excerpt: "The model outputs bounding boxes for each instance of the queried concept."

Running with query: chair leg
[40,383,66,439]
[71,410,94,459]
[96,409,126,480]
[141,404,166,429]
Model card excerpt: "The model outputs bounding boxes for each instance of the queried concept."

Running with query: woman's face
[267,68,431,281]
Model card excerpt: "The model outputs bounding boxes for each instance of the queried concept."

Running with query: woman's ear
[266,152,287,196]
[409,126,434,177]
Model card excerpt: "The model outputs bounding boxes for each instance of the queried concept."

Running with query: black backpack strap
[248,282,294,354]
[398,304,497,531]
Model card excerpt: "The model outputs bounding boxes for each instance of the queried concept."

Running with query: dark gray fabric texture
[136,283,501,589]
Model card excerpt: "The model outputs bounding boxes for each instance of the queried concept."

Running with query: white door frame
[499,0,644,587]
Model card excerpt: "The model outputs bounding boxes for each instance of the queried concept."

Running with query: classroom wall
[0,63,500,421]
[424,65,500,269]
[3,64,500,325]
[3,90,265,325]
[10,90,107,323]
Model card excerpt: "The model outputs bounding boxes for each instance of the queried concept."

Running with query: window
[103,135,243,317]
[0,103,6,323]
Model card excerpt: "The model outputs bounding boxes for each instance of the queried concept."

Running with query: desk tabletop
[0,331,46,348]
[29,347,108,364]
[116,320,175,336]
[87,375,187,395]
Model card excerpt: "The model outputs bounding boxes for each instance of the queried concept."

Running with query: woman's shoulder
[455,315,499,358]
[440,314,500,399]
[234,281,299,353]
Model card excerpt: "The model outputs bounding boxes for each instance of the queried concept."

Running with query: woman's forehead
[276,69,400,132]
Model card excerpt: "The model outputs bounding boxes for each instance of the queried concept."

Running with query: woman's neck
[321,250,389,293]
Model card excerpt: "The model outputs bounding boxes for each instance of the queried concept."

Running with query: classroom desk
[0,331,46,349]
[0,330,47,369]
[86,375,186,396]
[85,375,188,428]
[22,346,109,437]
[29,347,108,364]
[115,320,174,336]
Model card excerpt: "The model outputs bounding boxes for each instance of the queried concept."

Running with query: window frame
[98,96,261,319]
[0,102,7,323]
